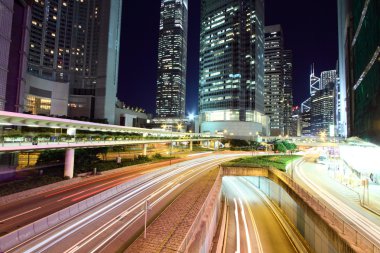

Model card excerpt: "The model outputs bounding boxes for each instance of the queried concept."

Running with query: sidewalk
[125,168,219,253]
[295,160,380,224]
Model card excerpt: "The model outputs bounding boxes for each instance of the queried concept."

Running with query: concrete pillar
[143,144,148,156]
[64,148,75,178]
[190,141,193,151]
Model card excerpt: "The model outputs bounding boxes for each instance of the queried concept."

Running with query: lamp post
[249,132,253,156]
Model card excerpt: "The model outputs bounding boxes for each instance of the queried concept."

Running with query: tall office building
[156,0,188,119]
[283,50,293,135]
[320,70,337,90]
[0,0,31,112]
[310,64,320,96]
[199,0,268,139]
[26,0,122,123]
[311,82,335,136]
[264,25,284,136]
[338,0,380,143]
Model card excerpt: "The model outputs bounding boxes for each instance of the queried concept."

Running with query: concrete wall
[221,166,361,253]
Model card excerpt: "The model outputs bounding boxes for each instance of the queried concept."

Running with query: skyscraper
[338,0,380,143]
[264,25,284,136]
[283,50,293,135]
[199,0,268,139]
[156,0,188,119]
[0,0,31,112]
[310,64,320,96]
[320,70,337,90]
[26,0,122,123]
[311,82,335,136]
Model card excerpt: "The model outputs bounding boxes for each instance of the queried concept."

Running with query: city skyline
[119,0,338,115]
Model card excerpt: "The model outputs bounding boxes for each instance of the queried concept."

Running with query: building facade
[0,0,31,112]
[283,50,293,136]
[311,82,335,136]
[320,70,337,90]
[338,0,380,143]
[26,0,122,123]
[264,25,284,136]
[199,0,268,139]
[156,0,188,119]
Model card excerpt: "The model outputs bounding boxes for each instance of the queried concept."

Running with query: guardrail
[271,168,380,253]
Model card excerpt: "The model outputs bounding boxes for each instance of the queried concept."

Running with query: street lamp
[249,132,253,156]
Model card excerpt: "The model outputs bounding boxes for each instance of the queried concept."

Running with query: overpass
[0,111,220,178]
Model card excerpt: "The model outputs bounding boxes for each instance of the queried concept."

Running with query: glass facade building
[264,25,284,136]
[156,0,188,119]
[283,50,293,135]
[199,0,267,137]
[338,0,380,142]
[311,83,335,136]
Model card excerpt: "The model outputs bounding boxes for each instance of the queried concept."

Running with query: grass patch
[222,155,301,172]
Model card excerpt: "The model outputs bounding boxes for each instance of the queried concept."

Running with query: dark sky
[118,0,338,115]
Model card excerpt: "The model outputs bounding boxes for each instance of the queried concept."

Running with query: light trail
[7,155,242,253]
[238,198,252,253]
[233,198,240,253]
[295,160,380,245]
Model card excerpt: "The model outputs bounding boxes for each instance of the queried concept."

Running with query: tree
[274,142,287,153]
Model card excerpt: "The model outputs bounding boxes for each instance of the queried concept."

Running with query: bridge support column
[64,148,75,179]
[143,144,148,156]
[190,141,193,151]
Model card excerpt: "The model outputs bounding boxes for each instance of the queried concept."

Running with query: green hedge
[222,155,301,172]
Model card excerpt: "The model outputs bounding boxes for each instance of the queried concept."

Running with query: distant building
[264,25,284,136]
[199,0,268,139]
[310,64,321,96]
[283,50,293,136]
[156,0,188,119]
[320,70,337,90]
[338,0,380,143]
[311,83,335,136]
[301,110,312,136]
[290,106,302,137]
[115,101,150,128]
[0,0,31,112]
[26,0,122,124]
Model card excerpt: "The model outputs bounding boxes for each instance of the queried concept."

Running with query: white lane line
[238,198,252,253]
[230,178,264,253]
[296,161,380,242]
[233,198,240,253]
[15,155,240,253]
[85,159,231,253]
[0,207,42,223]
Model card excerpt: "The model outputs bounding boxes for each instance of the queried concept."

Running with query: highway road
[222,176,302,253]
[293,159,380,248]
[0,155,201,236]
[4,154,241,253]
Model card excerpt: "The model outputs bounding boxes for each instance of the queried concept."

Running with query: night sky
[118,0,338,115]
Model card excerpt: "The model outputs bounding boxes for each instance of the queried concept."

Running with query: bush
[152,153,162,159]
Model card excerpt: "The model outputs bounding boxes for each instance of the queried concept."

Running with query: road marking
[0,207,41,223]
